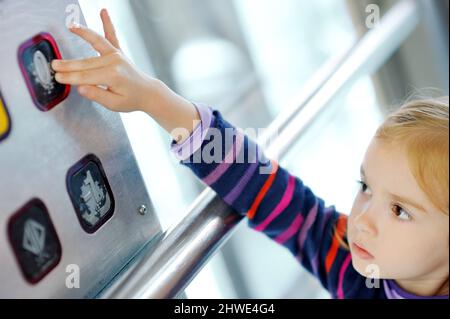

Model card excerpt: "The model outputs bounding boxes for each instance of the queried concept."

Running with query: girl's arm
[177,105,364,298]
[54,10,369,298]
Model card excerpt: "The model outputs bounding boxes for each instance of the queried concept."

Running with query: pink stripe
[202,130,244,185]
[275,214,304,244]
[336,254,352,299]
[254,175,296,232]
[297,200,319,251]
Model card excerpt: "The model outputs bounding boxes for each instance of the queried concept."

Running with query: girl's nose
[354,204,378,236]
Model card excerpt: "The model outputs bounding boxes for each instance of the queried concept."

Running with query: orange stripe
[325,215,348,273]
[246,160,279,220]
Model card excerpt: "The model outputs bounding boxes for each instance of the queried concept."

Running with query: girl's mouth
[351,242,374,260]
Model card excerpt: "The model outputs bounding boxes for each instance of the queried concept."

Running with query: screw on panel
[138,205,147,215]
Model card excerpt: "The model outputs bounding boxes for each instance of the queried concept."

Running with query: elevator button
[8,199,62,284]
[18,33,70,111]
[0,92,11,142]
[67,154,115,234]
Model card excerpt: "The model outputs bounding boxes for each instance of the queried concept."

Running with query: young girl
[52,9,449,299]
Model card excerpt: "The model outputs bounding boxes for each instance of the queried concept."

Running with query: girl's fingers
[100,9,121,50]
[52,53,117,73]
[69,24,117,55]
[55,68,112,86]
[78,85,124,109]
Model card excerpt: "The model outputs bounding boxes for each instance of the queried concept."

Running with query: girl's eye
[392,205,412,221]
[357,180,369,193]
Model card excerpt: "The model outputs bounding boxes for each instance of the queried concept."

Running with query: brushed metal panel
[0,0,162,298]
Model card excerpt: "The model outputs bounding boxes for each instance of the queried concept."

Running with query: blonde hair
[375,96,449,215]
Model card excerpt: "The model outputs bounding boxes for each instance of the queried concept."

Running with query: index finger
[69,24,117,55]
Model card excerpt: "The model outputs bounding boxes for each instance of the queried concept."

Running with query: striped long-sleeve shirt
[170,103,448,299]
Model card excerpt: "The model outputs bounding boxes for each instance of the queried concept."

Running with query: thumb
[78,85,123,110]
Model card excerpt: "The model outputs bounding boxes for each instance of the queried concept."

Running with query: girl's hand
[52,9,158,113]
[53,9,200,144]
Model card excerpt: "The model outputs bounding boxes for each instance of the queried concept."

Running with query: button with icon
[0,91,11,142]
[67,154,115,234]
[8,199,62,284]
[18,33,70,111]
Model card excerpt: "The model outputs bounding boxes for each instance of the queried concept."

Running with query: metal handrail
[102,0,420,299]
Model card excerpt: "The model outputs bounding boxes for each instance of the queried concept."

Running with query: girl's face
[347,137,449,284]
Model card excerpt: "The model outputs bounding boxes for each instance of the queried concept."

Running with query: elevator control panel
[0,0,161,298]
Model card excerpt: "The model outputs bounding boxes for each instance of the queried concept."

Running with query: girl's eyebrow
[360,164,427,214]
[390,193,427,213]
